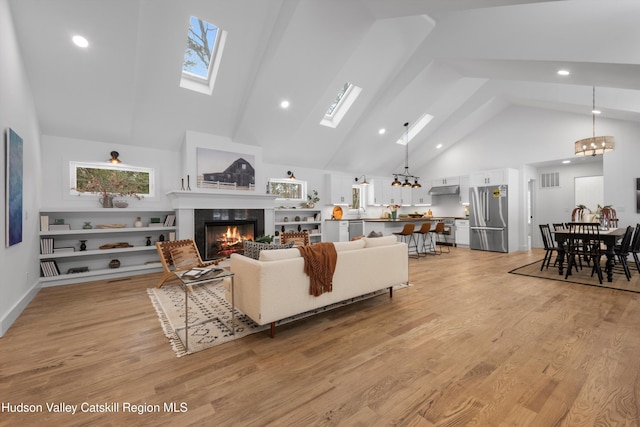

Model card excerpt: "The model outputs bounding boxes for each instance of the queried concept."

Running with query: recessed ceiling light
[72,35,89,48]
[280,100,290,109]
[592,109,601,114]
[562,160,571,164]
[436,143,443,149]
[557,69,570,76]
[378,128,386,135]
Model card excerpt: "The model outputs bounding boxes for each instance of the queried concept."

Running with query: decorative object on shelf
[108,259,121,268]
[181,178,185,191]
[294,216,301,222]
[99,195,114,208]
[134,217,143,227]
[575,86,615,157]
[96,224,127,229]
[159,234,165,242]
[391,122,421,188]
[287,170,296,179]
[115,200,129,208]
[297,224,302,232]
[187,174,191,191]
[67,266,89,274]
[82,221,92,229]
[146,236,152,246]
[354,175,369,185]
[99,242,133,249]
[281,225,285,233]
[306,190,320,208]
[283,217,289,222]
[108,151,121,164]
[79,240,87,251]
[274,230,280,236]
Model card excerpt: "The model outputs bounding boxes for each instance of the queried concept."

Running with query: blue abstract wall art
[6,128,23,247]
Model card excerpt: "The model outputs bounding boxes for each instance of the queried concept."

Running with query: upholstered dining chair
[280,231,310,247]
[155,238,220,288]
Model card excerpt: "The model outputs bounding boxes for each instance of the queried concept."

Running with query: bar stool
[430,222,450,254]
[413,222,435,256]
[392,223,419,258]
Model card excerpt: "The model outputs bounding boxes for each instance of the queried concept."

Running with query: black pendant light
[391,122,421,188]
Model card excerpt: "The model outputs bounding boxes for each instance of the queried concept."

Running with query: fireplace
[194,209,265,261]
[204,220,256,259]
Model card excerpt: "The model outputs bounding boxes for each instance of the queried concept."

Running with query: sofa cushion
[333,240,366,252]
[259,247,301,261]
[243,240,294,260]
[364,235,398,248]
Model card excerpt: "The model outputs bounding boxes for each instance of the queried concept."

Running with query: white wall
[0,0,43,336]
[420,105,640,250]
[40,135,181,210]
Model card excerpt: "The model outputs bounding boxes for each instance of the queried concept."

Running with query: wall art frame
[196,147,256,191]
[6,128,23,247]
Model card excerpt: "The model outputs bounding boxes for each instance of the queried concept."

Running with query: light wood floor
[2,247,640,426]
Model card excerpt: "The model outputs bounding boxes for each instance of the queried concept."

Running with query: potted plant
[74,169,144,208]
[306,190,320,208]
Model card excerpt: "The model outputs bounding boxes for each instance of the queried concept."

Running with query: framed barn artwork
[196,147,256,191]
[6,128,23,247]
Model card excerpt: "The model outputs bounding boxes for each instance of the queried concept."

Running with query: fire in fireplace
[204,220,257,259]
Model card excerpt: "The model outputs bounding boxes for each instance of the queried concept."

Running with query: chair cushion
[243,240,294,260]
[259,247,301,261]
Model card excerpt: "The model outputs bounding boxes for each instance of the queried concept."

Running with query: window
[180,16,227,95]
[268,179,307,202]
[320,82,362,128]
[70,161,155,198]
[350,186,362,210]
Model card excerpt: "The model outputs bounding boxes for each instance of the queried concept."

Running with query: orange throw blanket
[297,242,338,296]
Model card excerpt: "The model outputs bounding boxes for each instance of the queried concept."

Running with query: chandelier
[391,122,421,188]
[575,86,615,156]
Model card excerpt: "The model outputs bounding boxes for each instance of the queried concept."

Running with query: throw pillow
[243,240,294,260]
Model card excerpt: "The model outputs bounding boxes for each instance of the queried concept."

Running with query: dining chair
[539,224,558,270]
[631,224,640,274]
[392,223,419,258]
[565,222,603,283]
[613,225,634,280]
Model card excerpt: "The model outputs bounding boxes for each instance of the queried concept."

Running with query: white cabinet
[368,178,386,206]
[455,219,470,246]
[431,176,460,187]
[459,175,470,205]
[325,174,353,205]
[412,186,432,206]
[274,208,322,243]
[39,209,176,285]
[469,169,507,187]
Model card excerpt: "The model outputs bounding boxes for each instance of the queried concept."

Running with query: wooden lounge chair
[155,238,220,288]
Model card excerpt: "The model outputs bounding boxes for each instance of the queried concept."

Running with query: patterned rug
[147,280,407,357]
[508,259,640,294]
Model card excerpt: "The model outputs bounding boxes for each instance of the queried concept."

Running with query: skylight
[396,113,434,145]
[320,82,362,128]
[180,16,227,95]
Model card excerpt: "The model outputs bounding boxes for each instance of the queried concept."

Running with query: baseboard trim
[0,280,41,337]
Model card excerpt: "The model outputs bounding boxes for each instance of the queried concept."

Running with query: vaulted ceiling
[8,0,640,176]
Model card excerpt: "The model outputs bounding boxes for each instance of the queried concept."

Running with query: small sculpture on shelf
[79,240,87,251]
[134,217,143,227]
[82,222,92,229]
[145,236,152,246]
[109,259,121,269]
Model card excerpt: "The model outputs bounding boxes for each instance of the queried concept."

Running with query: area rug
[147,281,408,357]
[508,259,640,294]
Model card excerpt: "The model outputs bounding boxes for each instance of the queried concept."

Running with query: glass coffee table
[174,267,235,353]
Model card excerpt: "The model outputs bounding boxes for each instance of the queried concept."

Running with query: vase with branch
[73,169,144,208]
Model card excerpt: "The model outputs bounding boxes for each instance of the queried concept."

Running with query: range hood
[428,185,460,196]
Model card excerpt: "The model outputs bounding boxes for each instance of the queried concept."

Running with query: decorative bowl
[115,201,129,208]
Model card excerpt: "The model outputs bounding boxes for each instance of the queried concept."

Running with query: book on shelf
[40,260,60,277]
[49,224,71,231]
[148,223,164,228]
[54,247,75,253]
[40,237,54,254]
[163,214,176,227]
[40,215,49,232]
[168,231,176,241]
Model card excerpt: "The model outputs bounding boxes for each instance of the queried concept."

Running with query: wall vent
[540,172,560,188]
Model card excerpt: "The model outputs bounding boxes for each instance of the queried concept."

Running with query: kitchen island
[324,217,463,244]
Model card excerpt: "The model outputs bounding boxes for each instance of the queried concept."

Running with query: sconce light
[109,151,121,164]
[354,175,369,185]
[287,170,296,179]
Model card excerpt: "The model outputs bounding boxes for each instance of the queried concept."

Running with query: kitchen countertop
[325,217,468,222]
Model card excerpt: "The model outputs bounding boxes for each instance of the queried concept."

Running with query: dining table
[553,227,626,282]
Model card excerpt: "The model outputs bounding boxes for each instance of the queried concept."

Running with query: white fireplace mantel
[166,191,278,239]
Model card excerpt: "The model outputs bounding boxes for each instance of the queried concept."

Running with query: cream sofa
[229,235,408,337]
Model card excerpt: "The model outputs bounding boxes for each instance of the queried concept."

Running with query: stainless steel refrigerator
[469,185,508,252]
